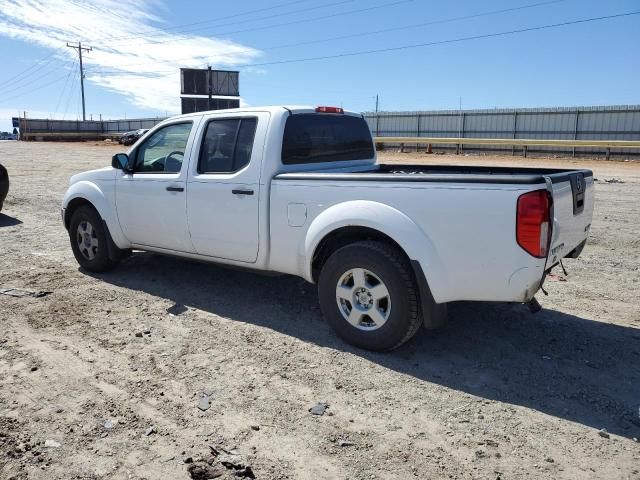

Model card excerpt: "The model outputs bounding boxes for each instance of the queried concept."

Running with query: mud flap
[410,260,448,330]
[102,219,128,262]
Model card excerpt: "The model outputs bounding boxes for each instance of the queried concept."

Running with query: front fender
[62,181,128,248]
[301,200,449,303]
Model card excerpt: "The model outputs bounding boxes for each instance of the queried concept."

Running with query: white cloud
[0,0,260,114]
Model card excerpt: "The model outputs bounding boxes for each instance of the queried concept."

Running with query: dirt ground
[0,140,639,480]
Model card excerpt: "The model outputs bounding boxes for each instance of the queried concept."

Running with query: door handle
[232,189,254,195]
[166,186,184,192]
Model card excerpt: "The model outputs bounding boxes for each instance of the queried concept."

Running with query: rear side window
[198,118,257,173]
[282,114,374,165]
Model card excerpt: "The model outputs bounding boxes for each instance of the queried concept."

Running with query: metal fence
[19,117,166,140]
[17,105,640,157]
[363,105,640,157]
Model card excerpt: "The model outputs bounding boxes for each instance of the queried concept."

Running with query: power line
[90,0,317,43]
[117,0,416,47]
[0,52,56,89]
[0,62,65,97]
[265,0,569,56]
[69,0,134,23]
[234,10,640,68]
[91,0,567,72]
[101,0,352,44]
[0,55,74,103]
[93,10,638,76]
[0,73,70,104]
[53,57,78,118]
[63,69,80,120]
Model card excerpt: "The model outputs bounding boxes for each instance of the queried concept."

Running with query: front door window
[134,122,193,173]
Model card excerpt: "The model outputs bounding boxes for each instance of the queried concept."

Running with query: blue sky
[0,0,638,131]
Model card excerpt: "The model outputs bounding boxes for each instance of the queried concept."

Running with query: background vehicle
[62,106,594,351]
[119,128,148,146]
[0,163,9,211]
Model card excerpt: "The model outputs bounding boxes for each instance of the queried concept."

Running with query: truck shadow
[0,213,22,227]
[93,252,640,439]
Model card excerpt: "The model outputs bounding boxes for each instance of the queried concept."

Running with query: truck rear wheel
[69,206,120,272]
[318,241,421,351]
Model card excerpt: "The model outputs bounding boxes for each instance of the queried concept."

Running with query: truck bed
[275,164,593,185]
[272,162,594,304]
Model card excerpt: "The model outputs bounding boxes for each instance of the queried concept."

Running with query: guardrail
[374,137,640,159]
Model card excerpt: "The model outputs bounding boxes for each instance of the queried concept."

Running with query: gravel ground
[0,141,639,480]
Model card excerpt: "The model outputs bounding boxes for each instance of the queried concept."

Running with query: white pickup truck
[62,106,594,351]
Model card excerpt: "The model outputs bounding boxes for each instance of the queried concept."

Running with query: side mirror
[112,153,132,173]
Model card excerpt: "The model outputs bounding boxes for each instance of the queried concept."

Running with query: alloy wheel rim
[76,221,98,260]
[335,268,391,331]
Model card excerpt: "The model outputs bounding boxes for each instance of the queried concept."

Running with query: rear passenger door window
[198,118,257,173]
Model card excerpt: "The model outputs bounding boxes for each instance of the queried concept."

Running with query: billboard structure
[180,68,240,114]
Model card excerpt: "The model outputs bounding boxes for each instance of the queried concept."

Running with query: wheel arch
[311,226,404,282]
[64,197,96,230]
[63,181,128,248]
[303,200,449,303]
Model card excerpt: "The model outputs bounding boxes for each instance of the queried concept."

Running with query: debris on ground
[197,393,211,411]
[598,429,610,439]
[605,178,624,184]
[187,462,225,479]
[0,287,52,298]
[309,402,328,416]
[44,439,61,448]
[144,426,157,436]
[186,446,256,479]
[219,454,255,479]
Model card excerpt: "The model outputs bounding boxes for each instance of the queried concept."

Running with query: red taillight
[516,189,551,258]
[315,106,344,114]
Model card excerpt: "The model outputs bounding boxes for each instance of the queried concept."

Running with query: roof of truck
[169,105,362,120]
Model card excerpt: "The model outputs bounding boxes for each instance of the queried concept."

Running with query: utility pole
[375,94,380,137]
[207,65,213,111]
[66,41,92,121]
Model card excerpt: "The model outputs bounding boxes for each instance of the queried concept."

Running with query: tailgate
[546,170,594,266]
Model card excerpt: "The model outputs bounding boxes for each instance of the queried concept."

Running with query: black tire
[69,205,119,272]
[0,164,8,212]
[318,241,421,351]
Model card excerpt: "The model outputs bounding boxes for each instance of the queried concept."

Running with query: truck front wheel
[318,241,422,351]
[69,206,120,272]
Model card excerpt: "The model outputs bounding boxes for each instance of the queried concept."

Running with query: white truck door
[115,120,198,253]
[186,112,269,263]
